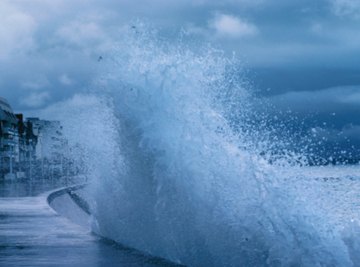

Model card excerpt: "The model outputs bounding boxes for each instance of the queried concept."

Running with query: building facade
[27,118,68,178]
[27,118,65,161]
[0,98,20,179]
[16,114,38,178]
[0,97,69,180]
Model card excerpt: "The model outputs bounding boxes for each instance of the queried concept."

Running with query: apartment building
[0,97,69,180]
[0,98,20,179]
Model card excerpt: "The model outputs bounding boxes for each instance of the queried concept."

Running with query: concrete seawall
[0,184,181,267]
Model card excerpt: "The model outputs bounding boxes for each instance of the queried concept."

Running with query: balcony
[0,151,18,158]
[2,127,16,135]
[1,139,17,146]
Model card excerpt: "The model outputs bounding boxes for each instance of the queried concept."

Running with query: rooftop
[0,97,13,113]
[0,97,18,124]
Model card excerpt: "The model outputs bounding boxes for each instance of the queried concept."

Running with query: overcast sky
[0,0,360,153]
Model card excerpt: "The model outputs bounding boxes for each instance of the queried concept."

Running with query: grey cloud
[20,91,51,108]
[0,0,360,113]
[330,0,360,18]
[270,86,360,106]
[0,2,37,60]
[210,13,258,39]
[59,74,73,86]
[21,76,50,91]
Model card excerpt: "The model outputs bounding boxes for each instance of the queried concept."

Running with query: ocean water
[42,25,360,266]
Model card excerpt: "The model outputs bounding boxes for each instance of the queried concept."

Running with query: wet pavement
[0,181,179,267]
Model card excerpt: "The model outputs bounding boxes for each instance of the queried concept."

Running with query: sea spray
[43,25,360,266]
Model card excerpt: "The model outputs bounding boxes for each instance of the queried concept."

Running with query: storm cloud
[0,0,359,115]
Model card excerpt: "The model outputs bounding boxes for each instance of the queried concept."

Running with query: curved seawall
[46,184,91,229]
[46,184,182,267]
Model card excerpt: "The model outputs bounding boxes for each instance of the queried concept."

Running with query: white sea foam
[47,25,360,266]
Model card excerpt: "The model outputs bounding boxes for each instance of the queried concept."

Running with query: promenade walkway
[0,185,177,267]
